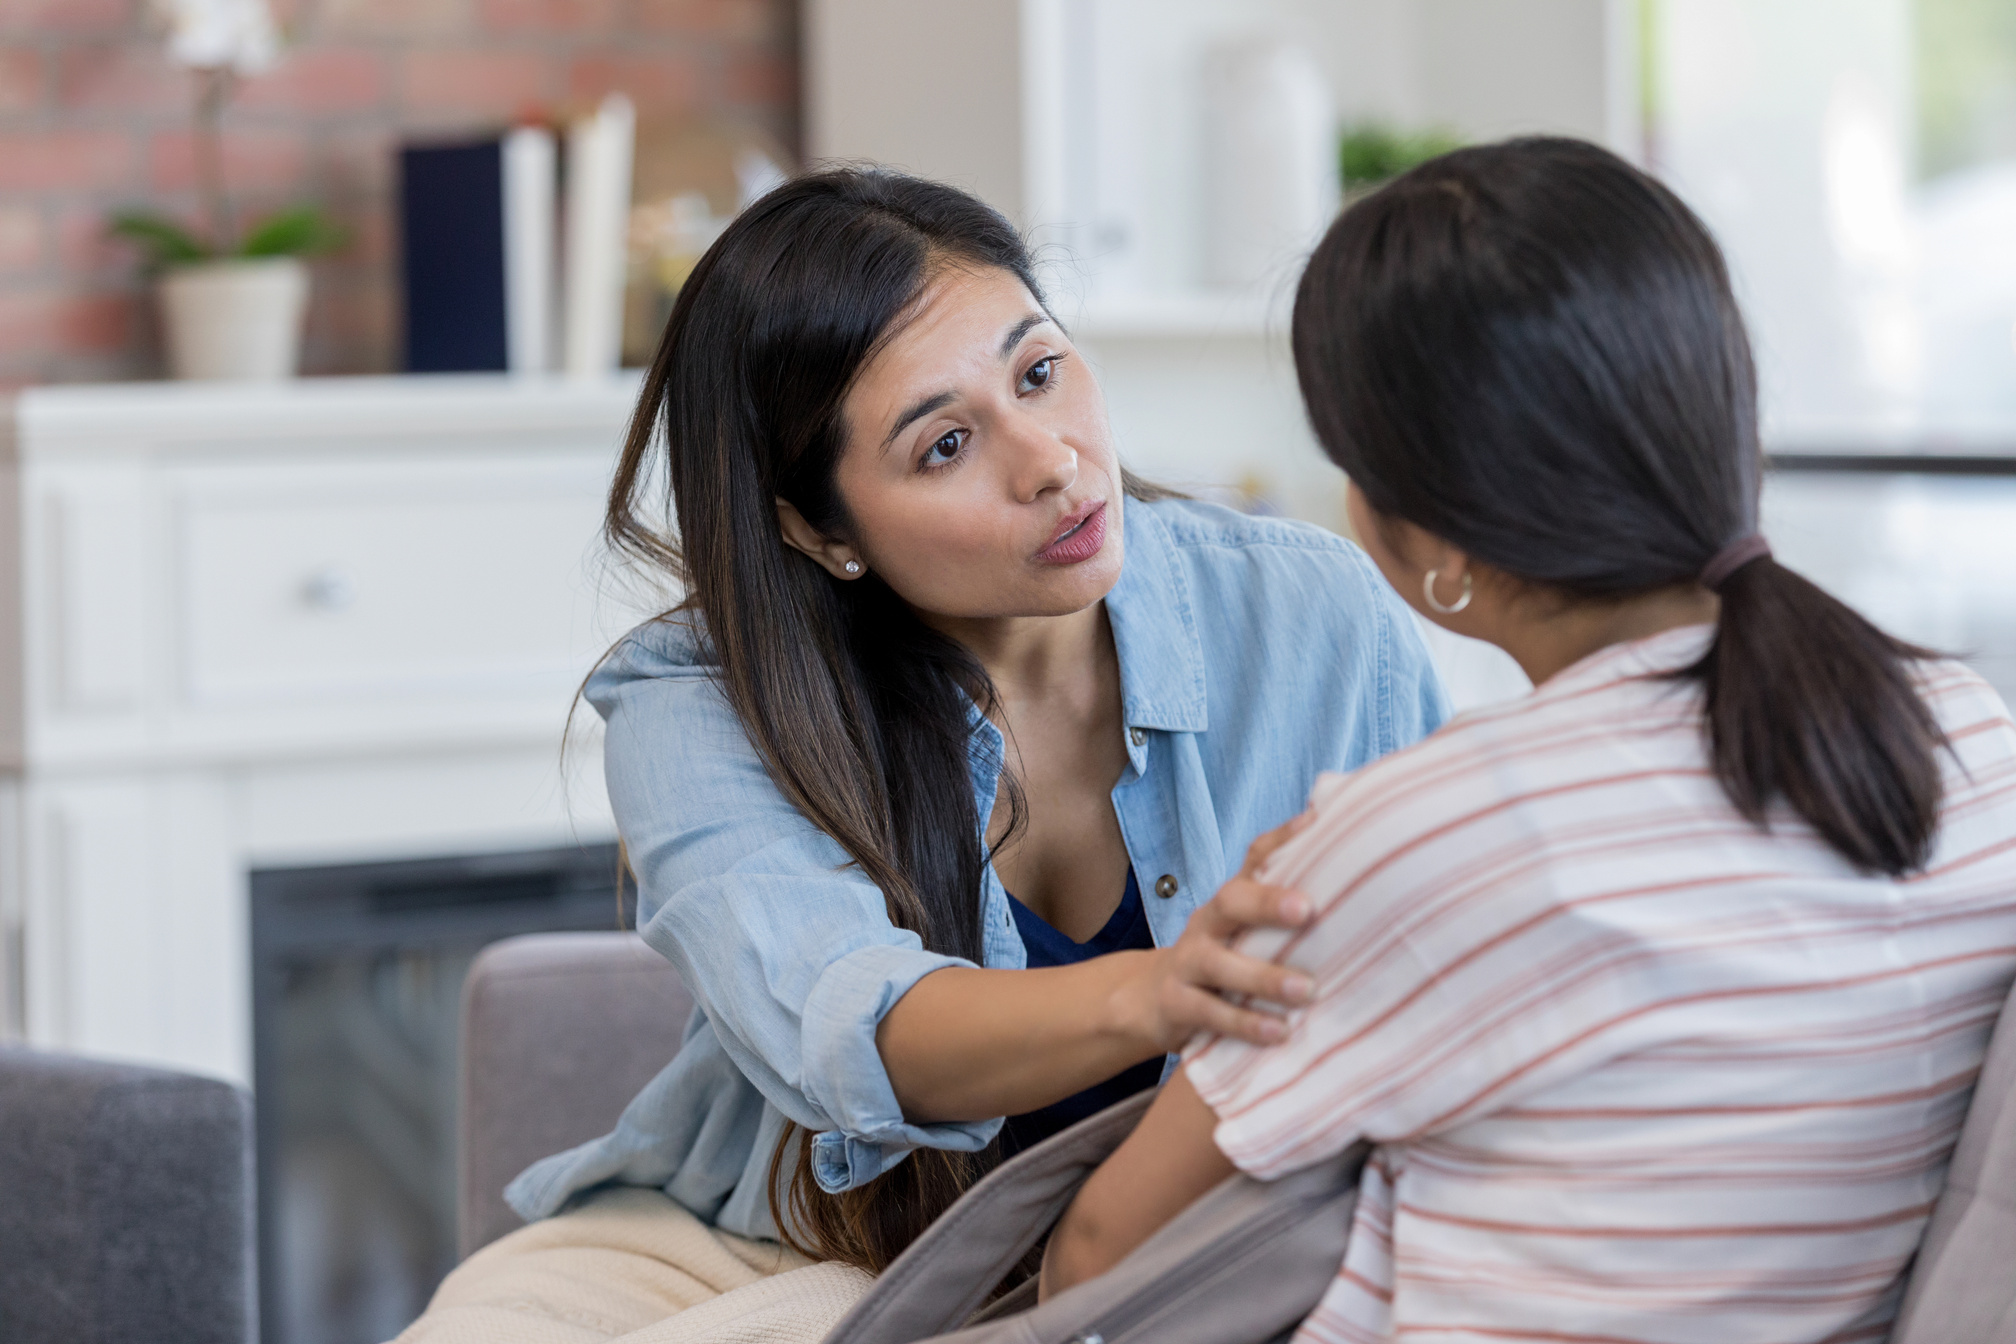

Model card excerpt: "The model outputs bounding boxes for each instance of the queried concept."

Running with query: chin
[1028,544,1125,614]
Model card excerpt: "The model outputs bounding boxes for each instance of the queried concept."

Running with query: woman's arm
[1039,1066,1232,1297]
[879,818,1318,1123]
[602,629,1314,1166]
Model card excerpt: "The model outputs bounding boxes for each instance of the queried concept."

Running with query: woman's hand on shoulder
[878,812,1319,1124]
[1121,812,1318,1052]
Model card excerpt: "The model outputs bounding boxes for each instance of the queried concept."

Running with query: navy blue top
[999,868,1167,1157]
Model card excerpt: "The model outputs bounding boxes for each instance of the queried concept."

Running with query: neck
[1487,583,1719,685]
[922,603,1114,702]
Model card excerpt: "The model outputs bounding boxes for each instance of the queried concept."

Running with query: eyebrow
[882,391,957,451]
[998,312,1049,358]
[880,313,1055,452]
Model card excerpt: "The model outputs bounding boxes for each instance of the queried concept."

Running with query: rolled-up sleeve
[589,628,1000,1191]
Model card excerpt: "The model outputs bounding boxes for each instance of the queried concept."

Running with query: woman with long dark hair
[1044,138,2016,1342]
[397,169,1445,1340]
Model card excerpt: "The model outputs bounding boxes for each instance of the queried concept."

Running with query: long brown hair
[1294,137,1946,874]
[605,167,1160,1272]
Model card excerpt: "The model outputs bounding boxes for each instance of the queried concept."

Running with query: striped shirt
[1186,624,2016,1344]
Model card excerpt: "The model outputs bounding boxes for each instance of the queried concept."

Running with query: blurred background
[1,2,2014,1341]
[0,0,795,383]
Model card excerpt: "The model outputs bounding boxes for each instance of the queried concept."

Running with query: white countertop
[6,372,647,460]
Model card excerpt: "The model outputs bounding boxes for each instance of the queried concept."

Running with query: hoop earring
[1423,568,1472,615]
[843,560,863,576]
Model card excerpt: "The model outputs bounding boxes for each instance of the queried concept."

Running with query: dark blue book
[400,130,554,374]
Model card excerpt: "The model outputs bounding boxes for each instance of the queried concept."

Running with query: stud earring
[843,560,862,576]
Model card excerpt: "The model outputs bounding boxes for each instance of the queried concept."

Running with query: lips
[1035,500,1108,565]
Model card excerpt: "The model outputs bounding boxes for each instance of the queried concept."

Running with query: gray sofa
[0,1046,257,1344]
[458,931,694,1258]
[459,932,2016,1343]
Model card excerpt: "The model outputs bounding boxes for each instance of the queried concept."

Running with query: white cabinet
[0,374,657,1083]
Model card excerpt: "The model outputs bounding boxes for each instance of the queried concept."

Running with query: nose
[1007,417,1078,504]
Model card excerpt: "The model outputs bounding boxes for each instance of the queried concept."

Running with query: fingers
[1163,982,1295,1046]
[1201,875,1312,935]
[1193,940,1315,1007]
[1239,808,1316,878]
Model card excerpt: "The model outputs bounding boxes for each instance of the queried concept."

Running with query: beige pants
[393,1188,874,1344]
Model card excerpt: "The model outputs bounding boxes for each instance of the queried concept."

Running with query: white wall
[803,0,1032,216]
[1414,0,1622,146]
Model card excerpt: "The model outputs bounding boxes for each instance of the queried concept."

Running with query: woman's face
[817,265,1124,622]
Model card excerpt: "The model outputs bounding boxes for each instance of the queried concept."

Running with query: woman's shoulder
[1134,494,1362,561]
[1917,655,2016,774]
[1123,494,1446,758]
[1278,645,1682,850]
[1129,495,1394,626]
[1290,644,2016,879]
[1917,655,2012,726]
[583,609,723,718]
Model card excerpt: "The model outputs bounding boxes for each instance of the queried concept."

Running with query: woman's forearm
[1042,1068,1233,1297]
[876,954,1164,1123]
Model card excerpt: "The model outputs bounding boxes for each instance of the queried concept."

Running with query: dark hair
[606,167,1160,1272]
[1293,136,1946,875]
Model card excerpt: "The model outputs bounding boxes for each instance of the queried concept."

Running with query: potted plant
[111,0,345,380]
[1339,122,1466,201]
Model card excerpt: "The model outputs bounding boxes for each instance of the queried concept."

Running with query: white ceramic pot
[159,256,309,381]
[1200,39,1339,291]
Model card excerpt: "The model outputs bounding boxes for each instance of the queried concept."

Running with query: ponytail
[1687,554,1945,875]
[1292,137,1949,877]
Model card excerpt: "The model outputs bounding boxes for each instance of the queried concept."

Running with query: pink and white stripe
[1186,625,2016,1344]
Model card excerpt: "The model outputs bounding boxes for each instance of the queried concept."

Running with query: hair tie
[1700,533,1772,591]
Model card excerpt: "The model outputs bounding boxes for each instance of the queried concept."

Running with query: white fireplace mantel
[0,374,662,1085]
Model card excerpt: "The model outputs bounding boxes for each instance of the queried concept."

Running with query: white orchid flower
[153,0,278,75]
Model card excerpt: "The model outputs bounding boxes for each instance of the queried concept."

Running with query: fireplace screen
[251,843,629,1344]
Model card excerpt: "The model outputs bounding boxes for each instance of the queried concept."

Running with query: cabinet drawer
[175,456,617,708]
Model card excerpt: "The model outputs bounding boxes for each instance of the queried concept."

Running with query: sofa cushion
[458,931,694,1257]
[1892,982,2016,1343]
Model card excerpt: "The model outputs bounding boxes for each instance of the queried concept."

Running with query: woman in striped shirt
[1041,137,2016,1343]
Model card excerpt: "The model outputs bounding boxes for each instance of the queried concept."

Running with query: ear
[1362,506,1477,626]
[775,498,867,580]
[1350,494,1457,577]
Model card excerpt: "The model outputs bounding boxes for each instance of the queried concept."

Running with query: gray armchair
[455,933,2016,1343]
[0,1046,256,1344]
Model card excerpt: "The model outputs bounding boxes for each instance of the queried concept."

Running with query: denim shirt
[506,497,1448,1239]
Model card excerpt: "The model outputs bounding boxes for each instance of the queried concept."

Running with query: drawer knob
[300,567,357,613]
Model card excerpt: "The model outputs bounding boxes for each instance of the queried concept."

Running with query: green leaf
[1340,123,1466,190]
[107,211,212,267]
[239,206,349,259]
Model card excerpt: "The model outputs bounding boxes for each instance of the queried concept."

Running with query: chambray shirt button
[1154,874,1179,899]
[1130,727,1146,747]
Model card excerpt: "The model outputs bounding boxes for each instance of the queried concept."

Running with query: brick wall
[0,0,797,386]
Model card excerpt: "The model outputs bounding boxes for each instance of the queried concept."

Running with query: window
[1647,0,2016,447]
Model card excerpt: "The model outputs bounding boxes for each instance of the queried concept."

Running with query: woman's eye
[923,430,963,467]
[1021,357,1054,392]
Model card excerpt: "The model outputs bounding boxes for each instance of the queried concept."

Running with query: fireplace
[250,842,632,1344]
